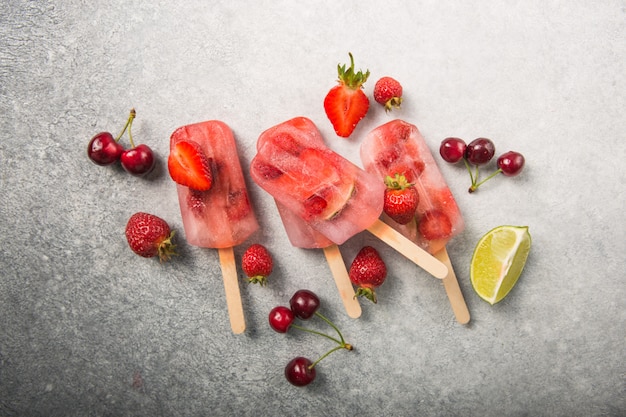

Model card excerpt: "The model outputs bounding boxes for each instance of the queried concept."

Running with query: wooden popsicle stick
[435,246,470,324]
[217,247,246,334]
[367,219,448,279]
[322,244,362,319]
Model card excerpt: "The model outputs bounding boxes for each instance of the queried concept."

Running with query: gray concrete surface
[1,1,624,416]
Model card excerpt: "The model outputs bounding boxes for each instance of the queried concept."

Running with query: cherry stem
[115,108,136,143]
[314,311,346,345]
[463,158,475,185]
[290,324,343,346]
[127,108,137,148]
[308,343,352,370]
[469,168,502,193]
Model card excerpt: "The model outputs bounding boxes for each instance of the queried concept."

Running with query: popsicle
[169,120,259,334]
[360,119,470,324]
[250,116,448,280]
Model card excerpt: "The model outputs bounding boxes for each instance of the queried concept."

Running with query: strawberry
[373,76,403,112]
[348,246,387,304]
[226,189,253,221]
[125,212,176,262]
[168,140,213,191]
[323,53,370,138]
[383,173,419,225]
[418,210,453,240]
[241,243,273,286]
[253,160,283,180]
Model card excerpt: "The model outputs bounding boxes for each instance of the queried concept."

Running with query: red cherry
[87,132,124,165]
[268,306,295,333]
[289,289,320,320]
[121,144,155,176]
[465,138,495,165]
[439,137,467,163]
[497,151,525,176]
[285,357,316,386]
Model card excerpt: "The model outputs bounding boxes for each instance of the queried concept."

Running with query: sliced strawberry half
[323,53,370,138]
[168,140,213,191]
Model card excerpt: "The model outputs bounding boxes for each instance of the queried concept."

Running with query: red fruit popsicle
[169,120,259,334]
[361,119,470,324]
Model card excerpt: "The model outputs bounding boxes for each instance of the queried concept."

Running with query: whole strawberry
[241,243,273,286]
[373,76,403,112]
[349,246,387,304]
[383,173,419,225]
[125,212,176,262]
[323,53,370,138]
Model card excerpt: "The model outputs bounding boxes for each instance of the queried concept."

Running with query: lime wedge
[470,225,531,305]
[322,181,356,220]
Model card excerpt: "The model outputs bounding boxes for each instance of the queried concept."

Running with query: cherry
[118,109,155,176]
[439,134,526,193]
[465,138,495,165]
[272,290,354,387]
[87,132,125,165]
[268,306,295,333]
[497,151,525,176]
[439,137,466,163]
[289,289,320,320]
[121,144,155,176]
[285,357,316,386]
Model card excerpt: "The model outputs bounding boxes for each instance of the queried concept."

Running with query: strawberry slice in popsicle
[361,119,470,324]
[169,120,259,334]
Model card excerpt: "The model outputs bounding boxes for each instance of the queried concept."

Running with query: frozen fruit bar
[361,119,470,324]
[169,120,259,334]
[361,119,464,254]
[170,120,259,248]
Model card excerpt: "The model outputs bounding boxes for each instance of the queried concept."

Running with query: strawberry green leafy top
[337,52,370,89]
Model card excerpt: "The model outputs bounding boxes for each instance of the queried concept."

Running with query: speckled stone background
[1,1,624,416]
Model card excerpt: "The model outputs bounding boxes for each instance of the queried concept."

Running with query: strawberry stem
[384,173,412,190]
[337,52,370,89]
[156,230,177,262]
[247,275,268,286]
[354,286,377,303]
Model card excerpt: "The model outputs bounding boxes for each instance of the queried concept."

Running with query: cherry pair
[269,289,352,387]
[439,137,525,193]
[87,108,155,176]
